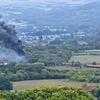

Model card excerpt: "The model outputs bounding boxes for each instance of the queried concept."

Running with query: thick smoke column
[0,21,25,55]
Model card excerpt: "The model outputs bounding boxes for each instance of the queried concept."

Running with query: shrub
[1,87,94,100]
[0,76,12,91]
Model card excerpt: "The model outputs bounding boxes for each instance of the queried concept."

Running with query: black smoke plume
[0,21,25,55]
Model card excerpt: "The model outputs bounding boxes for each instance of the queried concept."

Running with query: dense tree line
[0,62,45,81]
[0,62,100,91]
[25,45,72,66]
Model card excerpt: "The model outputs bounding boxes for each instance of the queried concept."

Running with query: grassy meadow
[13,79,100,91]
[69,55,100,64]
[69,49,100,64]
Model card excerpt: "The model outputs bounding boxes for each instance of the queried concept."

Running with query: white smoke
[0,47,26,62]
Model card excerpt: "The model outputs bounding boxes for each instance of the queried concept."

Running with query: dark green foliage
[0,76,12,91]
[92,88,100,100]
[25,45,72,66]
[0,62,100,82]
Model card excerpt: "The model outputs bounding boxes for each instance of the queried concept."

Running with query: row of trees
[0,61,100,91]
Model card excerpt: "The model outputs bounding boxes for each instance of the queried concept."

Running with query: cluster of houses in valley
[18,30,86,45]
[18,33,62,45]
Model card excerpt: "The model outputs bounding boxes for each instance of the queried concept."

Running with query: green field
[69,49,100,64]
[13,79,100,91]
[69,55,100,64]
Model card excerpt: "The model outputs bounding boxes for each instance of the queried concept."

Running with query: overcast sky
[0,0,97,5]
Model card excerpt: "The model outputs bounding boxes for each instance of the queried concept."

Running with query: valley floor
[13,79,100,91]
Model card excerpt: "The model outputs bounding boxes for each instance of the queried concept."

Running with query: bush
[92,88,100,100]
[1,87,94,100]
[0,76,12,91]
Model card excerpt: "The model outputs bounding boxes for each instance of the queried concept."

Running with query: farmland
[69,55,100,64]
[13,79,100,91]
[11,65,100,91]
[69,50,100,64]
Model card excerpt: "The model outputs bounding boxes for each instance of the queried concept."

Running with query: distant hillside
[0,0,100,35]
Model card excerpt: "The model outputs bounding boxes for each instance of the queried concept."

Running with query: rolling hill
[0,0,100,35]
